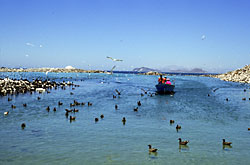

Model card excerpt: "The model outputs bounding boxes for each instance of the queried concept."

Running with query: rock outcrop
[139,71,162,76]
[210,65,250,83]
[0,78,75,96]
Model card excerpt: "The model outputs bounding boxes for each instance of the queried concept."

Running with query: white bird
[106,56,123,62]
[106,65,116,75]
[201,35,206,40]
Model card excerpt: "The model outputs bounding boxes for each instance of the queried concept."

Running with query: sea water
[0,72,250,165]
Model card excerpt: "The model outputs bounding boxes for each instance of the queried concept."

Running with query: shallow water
[0,72,250,165]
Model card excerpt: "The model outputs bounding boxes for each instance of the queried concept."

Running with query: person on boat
[166,78,171,85]
[162,77,167,84]
[158,75,163,84]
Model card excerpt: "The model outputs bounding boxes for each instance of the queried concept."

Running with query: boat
[155,83,175,94]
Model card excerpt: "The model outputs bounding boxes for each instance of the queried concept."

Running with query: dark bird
[70,116,76,121]
[141,93,144,97]
[148,145,158,152]
[137,101,141,106]
[81,102,85,106]
[115,89,121,95]
[37,97,41,100]
[222,139,232,146]
[95,118,99,122]
[176,125,181,130]
[73,108,79,112]
[11,105,16,109]
[242,98,246,101]
[244,89,246,92]
[179,138,189,145]
[100,114,104,119]
[134,107,138,112]
[8,98,12,101]
[88,102,92,106]
[170,120,175,124]
[213,88,219,92]
[58,101,63,106]
[122,117,126,124]
[46,106,50,112]
[23,103,27,107]
[47,91,51,94]
[70,103,75,107]
[141,88,148,94]
[115,104,118,110]
[21,123,26,129]
[53,107,56,112]
[208,94,210,97]
[65,109,72,113]
[226,98,229,101]
[113,95,116,99]
[65,112,69,118]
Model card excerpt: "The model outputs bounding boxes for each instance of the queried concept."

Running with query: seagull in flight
[106,65,116,75]
[106,56,123,62]
[201,35,206,40]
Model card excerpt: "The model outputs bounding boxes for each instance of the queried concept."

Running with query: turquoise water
[1,72,250,165]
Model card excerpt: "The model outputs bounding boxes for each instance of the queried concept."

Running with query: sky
[0,0,250,73]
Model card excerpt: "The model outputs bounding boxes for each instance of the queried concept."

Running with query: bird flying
[201,35,206,40]
[106,56,123,62]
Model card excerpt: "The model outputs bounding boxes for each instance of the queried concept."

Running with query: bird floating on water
[70,116,76,121]
[148,145,158,152]
[179,138,189,145]
[137,101,141,106]
[58,101,63,106]
[122,117,126,124]
[222,139,232,146]
[176,125,181,130]
[21,123,26,129]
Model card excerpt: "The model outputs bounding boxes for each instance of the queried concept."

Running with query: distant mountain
[133,67,161,73]
[169,67,207,73]
[190,68,207,73]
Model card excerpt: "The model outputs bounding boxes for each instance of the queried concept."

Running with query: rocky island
[209,64,250,84]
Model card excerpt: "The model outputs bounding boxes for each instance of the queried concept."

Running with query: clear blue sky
[0,0,250,73]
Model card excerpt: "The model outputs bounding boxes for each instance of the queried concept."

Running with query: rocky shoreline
[207,64,250,84]
[0,78,75,96]
[0,67,105,73]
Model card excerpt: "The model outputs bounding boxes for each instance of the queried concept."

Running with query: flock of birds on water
[2,77,250,154]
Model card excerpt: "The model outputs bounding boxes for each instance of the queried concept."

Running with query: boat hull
[155,84,175,94]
